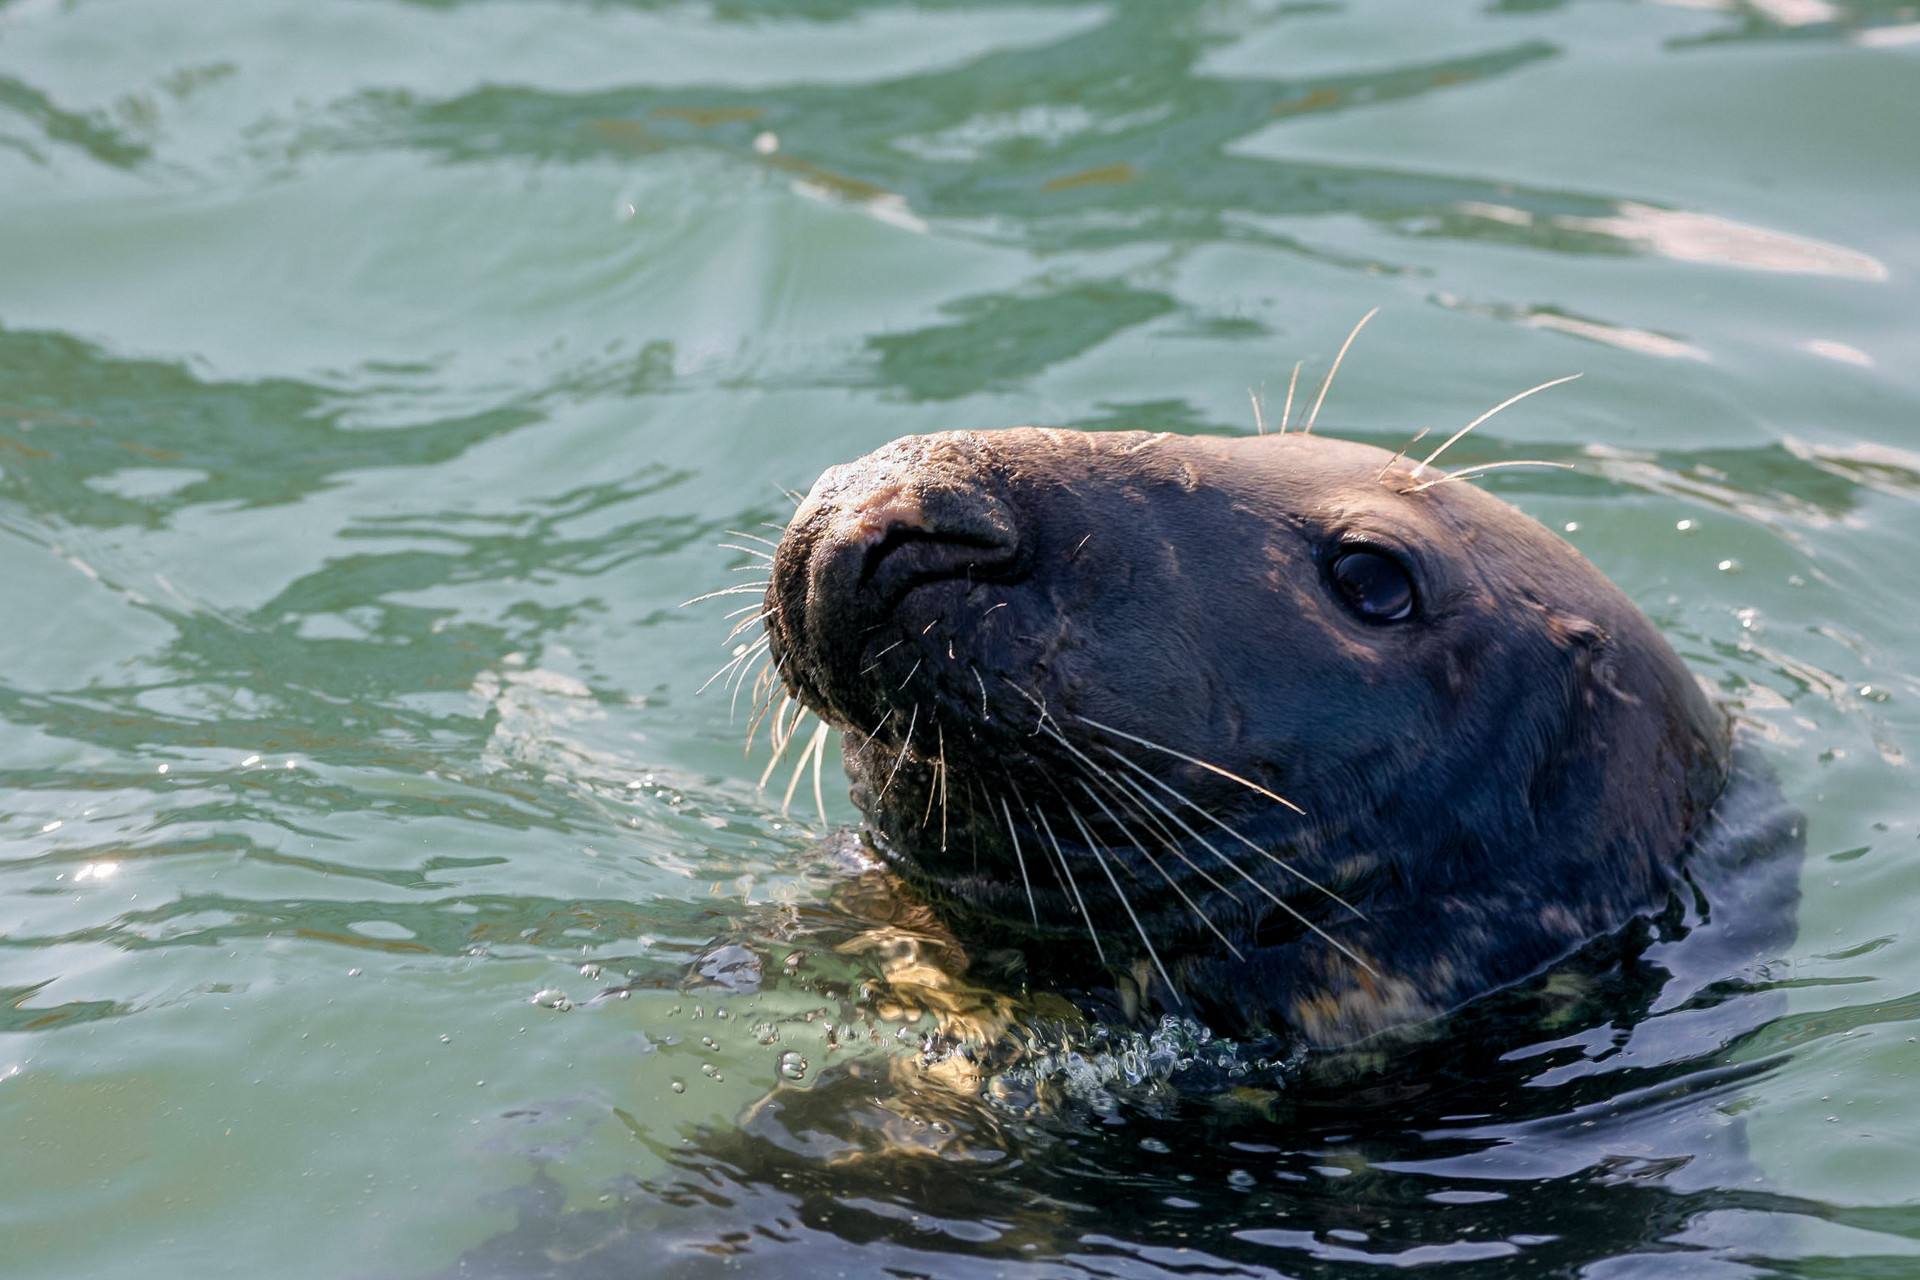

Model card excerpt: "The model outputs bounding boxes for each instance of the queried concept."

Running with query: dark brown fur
[765,428,1729,1047]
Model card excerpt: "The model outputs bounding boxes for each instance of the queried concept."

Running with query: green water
[3,0,1918,1274]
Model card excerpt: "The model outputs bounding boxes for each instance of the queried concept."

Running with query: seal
[762,426,1732,1048]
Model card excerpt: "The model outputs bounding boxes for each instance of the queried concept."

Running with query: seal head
[765,428,1729,1047]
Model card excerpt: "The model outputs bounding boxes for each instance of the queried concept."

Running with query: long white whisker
[1401,460,1577,494]
[1279,359,1303,433]
[1026,712,1245,906]
[781,716,829,819]
[1076,715,1304,814]
[1032,804,1106,965]
[1302,307,1379,435]
[1106,748,1365,921]
[999,795,1040,925]
[1077,779,1244,962]
[876,703,917,804]
[1375,427,1431,484]
[1067,806,1181,1004]
[725,529,781,549]
[1418,373,1582,473]
[1104,761,1377,976]
[809,719,832,826]
[680,583,772,606]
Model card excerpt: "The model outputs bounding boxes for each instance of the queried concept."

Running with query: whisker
[1067,805,1181,1004]
[725,530,781,549]
[725,612,772,643]
[1302,307,1379,435]
[1105,747,1365,921]
[1031,803,1106,966]
[735,653,777,728]
[1249,384,1267,435]
[680,583,772,606]
[898,658,923,691]
[937,725,950,852]
[781,715,825,816]
[876,703,917,804]
[859,639,904,675]
[757,698,796,789]
[1075,715,1304,815]
[1400,460,1577,494]
[1089,779,1242,904]
[718,543,774,561]
[1104,759,1377,976]
[999,795,1041,925]
[1375,427,1431,484]
[744,673,782,753]
[1077,779,1244,962]
[1279,359,1303,433]
[1418,372,1582,473]
[1023,711,1244,905]
[699,647,755,697]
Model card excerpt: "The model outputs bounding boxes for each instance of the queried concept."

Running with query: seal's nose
[844,474,1021,600]
[798,434,1024,617]
[765,433,1026,725]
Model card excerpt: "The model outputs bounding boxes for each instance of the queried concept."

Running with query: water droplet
[753,1022,780,1045]
[669,1079,686,1093]
[531,989,573,1011]
[753,131,779,155]
[1140,1138,1171,1154]
[778,1051,809,1080]
[580,963,603,979]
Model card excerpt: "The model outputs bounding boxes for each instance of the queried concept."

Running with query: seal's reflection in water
[430,741,1801,1280]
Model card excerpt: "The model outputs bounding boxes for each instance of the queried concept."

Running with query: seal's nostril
[860,523,1017,591]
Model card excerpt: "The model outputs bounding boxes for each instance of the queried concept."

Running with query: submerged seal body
[763,427,1731,1047]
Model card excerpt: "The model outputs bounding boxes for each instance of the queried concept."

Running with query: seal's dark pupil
[1329,549,1414,622]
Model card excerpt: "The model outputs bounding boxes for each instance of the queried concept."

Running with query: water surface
[3,0,1919,1275]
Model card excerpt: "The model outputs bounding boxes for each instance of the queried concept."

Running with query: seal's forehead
[877,426,1549,554]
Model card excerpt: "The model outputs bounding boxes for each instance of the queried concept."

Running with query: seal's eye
[1328,548,1415,623]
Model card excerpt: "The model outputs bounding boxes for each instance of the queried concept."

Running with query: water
[2,0,1918,1274]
